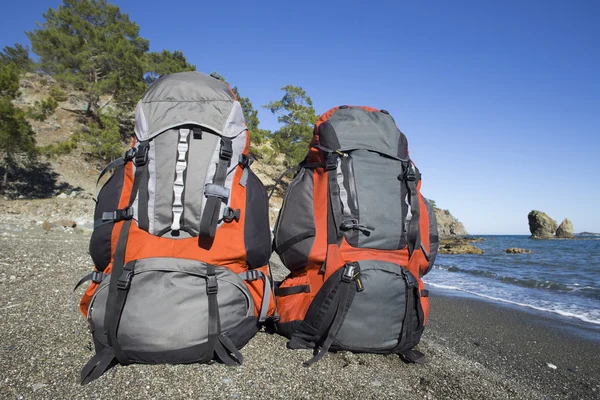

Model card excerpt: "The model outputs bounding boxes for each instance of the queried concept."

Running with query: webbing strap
[80,347,116,385]
[104,144,148,364]
[214,335,243,366]
[73,271,104,293]
[203,263,220,363]
[303,276,353,367]
[199,138,232,238]
[96,158,125,187]
[238,270,272,323]
[171,128,190,231]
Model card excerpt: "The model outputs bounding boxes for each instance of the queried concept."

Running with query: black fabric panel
[271,320,302,339]
[397,130,409,160]
[89,165,125,270]
[244,170,272,269]
[126,342,213,364]
[317,121,341,151]
[221,316,260,349]
[137,159,150,232]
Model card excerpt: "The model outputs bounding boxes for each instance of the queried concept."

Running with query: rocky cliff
[434,208,468,237]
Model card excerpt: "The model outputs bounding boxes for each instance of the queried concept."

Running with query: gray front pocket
[88,258,254,359]
[334,260,423,352]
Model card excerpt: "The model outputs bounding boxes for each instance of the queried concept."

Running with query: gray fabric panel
[183,131,219,233]
[334,260,407,350]
[349,150,403,249]
[273,168,315,271]
[136,72,236,140]
[327,107,406,160]
[151,130,179,234]
[90,258,253,353]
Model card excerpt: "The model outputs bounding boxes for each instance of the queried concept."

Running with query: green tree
[26,0,149,119]
[231,86,270,148]
[0,64,36,185]
[144,50,196,85]
[264,85,317,166]
[0,43,33,72]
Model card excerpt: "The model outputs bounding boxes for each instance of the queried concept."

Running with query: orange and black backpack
[74,72,275,384]
[272,105,439,365]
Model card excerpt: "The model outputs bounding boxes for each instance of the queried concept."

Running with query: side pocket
[274,273,313,337]
[422,198,439,275]
[89,165,125,271]
[273,168,316,271]
[244,169,272,269]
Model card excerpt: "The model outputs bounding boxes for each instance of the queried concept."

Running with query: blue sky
[2,0,599,234]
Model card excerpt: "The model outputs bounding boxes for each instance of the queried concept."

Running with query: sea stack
[555,218,574,238]
[528,210,558,239]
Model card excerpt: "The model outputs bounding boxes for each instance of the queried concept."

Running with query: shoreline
[425,290,600,398]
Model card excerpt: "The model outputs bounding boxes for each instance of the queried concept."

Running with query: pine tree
[264,85,317,166]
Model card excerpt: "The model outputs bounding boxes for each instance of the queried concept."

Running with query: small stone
[10,276,16,280]
[547,363,557,369]
[32,383,46,391]
[222,378,233,385]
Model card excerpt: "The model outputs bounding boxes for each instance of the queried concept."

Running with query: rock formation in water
[555,218,574,238]
[528,210,558,239]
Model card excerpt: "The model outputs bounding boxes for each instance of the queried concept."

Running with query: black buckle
[326,154,338,171]
[238,154,253,168]
[403,270,417,288]
[134,144,149,167]
[341,264,355,283]
[91,271,104,283]
[104,207,134,222]
[206,275,218,295]
[123,148,136,161]
[222,207,241,223]
[220,139,233,160]
[117,270,133,290]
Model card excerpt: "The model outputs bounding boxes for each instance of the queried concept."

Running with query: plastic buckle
[222,207,240,223]
[403,270,417,288]
[123,148,136,161]
[220,140,233,160]
[118,207,134,221]
[206,275,218,295]
[134,145,149,167]
[117,270,133,290]
[91,271,104,283]
[238,154,253,168]
[326,154,338,171]
[342,264,355,283]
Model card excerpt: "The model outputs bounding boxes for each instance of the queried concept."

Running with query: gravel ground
[1,211,599,399]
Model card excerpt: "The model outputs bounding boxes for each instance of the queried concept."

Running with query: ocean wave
[426,282,600,325]
[432,265,600,299]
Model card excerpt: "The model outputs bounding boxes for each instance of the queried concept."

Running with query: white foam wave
[426,282,600,325]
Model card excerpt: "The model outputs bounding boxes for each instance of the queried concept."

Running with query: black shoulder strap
[199,138,232,239]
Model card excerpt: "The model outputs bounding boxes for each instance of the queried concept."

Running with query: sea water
[423,235,600,325]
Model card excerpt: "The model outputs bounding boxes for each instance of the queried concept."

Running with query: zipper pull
[354,272,365,292]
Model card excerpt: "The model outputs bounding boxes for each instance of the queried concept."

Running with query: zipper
[341,154,359,216]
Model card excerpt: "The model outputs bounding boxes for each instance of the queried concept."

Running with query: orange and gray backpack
[74,72,275,384]
[272,105,438,365]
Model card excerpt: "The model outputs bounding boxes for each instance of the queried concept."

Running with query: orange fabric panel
[418,193,431,276]
[79,263,113,317]
[244,264,276,318]
[305,167,328,270]
[339,238,410,267]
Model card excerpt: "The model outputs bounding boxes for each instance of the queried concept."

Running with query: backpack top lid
[316,106,409,161]
[134,71,241,142]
